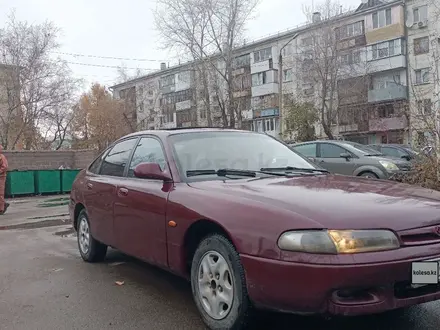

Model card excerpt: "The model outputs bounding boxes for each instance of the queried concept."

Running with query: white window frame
[338,21,364,40]
[251,72,267,86]
[413,5,428,23]
[371,40,397,60]
[254,47,272,63]
[372,73,401,90]
[415,68,430,84]
[283,68,292,82]
[414,36,429,55]
[372,8,392,29]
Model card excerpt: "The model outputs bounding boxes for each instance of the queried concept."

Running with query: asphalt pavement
[0,198,440,329]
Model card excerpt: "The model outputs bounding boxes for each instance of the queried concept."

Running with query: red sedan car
[70,128,440,330]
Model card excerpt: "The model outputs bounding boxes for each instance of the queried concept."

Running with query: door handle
[118,187,129,196]
[86,182,93,190]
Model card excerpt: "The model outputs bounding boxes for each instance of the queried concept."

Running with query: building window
[340,50,361,65]
[232,54,251,68]
[372,73,400,90]
[378,104,394,118]
[413,5,428,23]
[252,72,267,86]
[417,99,432,114]
[283,69,292,82]
[372,8,392,29]
[414,36,429,55]
[371,39,396,60]
[337,21,364,40]
[253,47,272,63]
[159,74,175,88]
[415,68,430,84]
[301,37,314,46]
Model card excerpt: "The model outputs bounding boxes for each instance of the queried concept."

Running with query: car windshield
[168,131,318,179]
[342,141,382,155]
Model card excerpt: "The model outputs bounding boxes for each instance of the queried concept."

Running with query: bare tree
[298,0,352,139]
[407,1,440,151]
[115,64,146,85]
[0,11,80,150]
[154,0,259,128]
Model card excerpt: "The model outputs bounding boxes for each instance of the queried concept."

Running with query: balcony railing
[369,116,408,131]
[368,85,408,103]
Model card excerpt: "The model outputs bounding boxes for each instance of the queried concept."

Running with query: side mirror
[134,162,172,181]
[401,155,411,161]
[340,152,351,159]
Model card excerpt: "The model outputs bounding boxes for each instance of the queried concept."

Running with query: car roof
[119,127,262,140]
[293,140,348,146]
[370,143,411,148]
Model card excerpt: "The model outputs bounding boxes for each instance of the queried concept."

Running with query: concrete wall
[2,149,98,170]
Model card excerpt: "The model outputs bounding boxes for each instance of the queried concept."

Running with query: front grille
[398,225,440,246]
[396,163,412,171]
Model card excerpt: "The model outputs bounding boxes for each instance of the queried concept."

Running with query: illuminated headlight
[278,230,400,254]
[379,160,399,172]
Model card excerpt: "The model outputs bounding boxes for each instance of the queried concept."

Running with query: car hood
[188,175,440,231]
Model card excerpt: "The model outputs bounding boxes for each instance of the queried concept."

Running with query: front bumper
[241,253,440,316]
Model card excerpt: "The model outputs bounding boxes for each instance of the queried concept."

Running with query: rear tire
[77,209,107,262]
[359,172,378,179]
[191,234,253,330]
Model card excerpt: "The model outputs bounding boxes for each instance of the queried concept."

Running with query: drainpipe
[278,33,299,139]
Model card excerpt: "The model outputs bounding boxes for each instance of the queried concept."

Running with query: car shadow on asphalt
[102,249,436,330]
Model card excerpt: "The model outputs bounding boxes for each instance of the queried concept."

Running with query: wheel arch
[73,203,85,230]
[183,219,236,276]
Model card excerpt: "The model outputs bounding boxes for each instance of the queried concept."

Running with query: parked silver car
[290,140,412,179]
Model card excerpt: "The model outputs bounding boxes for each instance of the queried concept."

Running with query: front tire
[359,171,379,179]
[191,234,253,330]
[77,209,108,262]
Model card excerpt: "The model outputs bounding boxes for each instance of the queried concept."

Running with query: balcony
[252,83,278,97]
[251,59,274,74]
[369,116,408,132]
[368,55,406,74]
[368,85,407,103]
[339,124,359,133]
[242,110,253,120]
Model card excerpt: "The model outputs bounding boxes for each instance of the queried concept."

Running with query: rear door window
[381,146,406,158]
[292,143,317,157]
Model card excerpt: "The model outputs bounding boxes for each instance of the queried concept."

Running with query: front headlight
[278,229,400,254]
[379,160,399,171]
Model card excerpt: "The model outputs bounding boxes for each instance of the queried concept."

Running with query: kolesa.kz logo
[413,269,437,276]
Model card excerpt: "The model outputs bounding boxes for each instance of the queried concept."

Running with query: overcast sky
[0,0,362,91]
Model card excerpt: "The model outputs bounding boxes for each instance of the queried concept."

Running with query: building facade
[110,0,440,146]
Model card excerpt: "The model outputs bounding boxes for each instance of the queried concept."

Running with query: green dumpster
[60,169,81,193]
[5,170,35,197]
[34,170,61,194]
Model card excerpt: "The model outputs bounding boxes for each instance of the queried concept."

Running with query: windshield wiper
[186,168,289,178]
[260,166,329,174]
[364,153,383,157]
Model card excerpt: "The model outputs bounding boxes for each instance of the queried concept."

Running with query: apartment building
[405,0,440,146]
[110,0,439,145]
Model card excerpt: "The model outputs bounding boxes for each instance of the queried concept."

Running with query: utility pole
[278,33,299,138]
